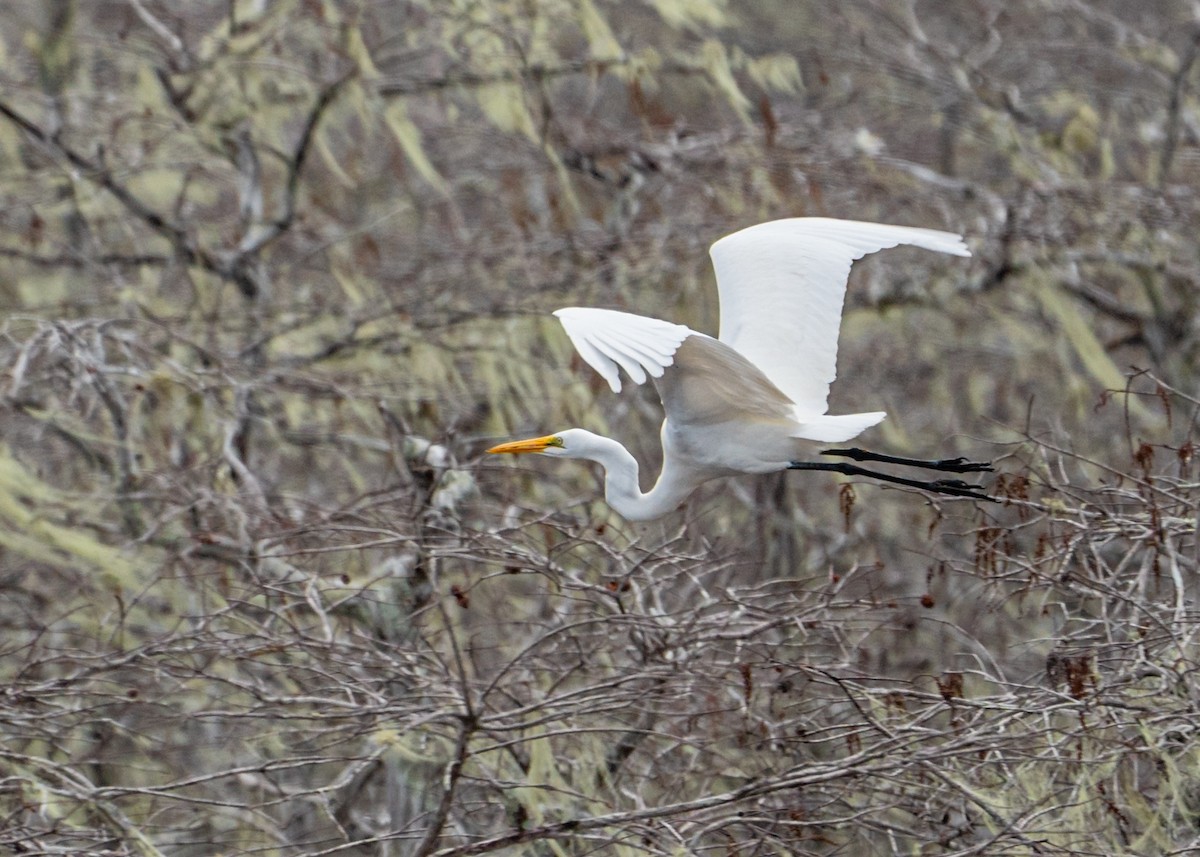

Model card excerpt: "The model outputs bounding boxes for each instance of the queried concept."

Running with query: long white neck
[577,435,696,521]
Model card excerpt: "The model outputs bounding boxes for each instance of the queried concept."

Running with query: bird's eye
[549,436,565,448]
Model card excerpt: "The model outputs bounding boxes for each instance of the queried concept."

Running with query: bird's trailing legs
[820,447,994,474]
[788,448,996,501]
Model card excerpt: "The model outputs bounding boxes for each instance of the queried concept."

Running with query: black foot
[788,460,995,501]
[821,448,995,473]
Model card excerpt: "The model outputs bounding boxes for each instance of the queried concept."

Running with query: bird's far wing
[709,218,970,417]
[554,307,694,393]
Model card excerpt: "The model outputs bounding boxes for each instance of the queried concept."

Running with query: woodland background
[1,1,1199,855]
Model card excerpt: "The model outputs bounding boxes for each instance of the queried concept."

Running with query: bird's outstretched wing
[554,306,798,428]
[553,307,693,394]
[709,218,970,418]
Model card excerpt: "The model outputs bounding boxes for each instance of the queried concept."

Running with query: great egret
[488,218,991,521]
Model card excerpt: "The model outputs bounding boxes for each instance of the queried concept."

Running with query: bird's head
[486,428,599,460]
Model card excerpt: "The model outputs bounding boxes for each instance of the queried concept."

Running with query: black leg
[787,460,995,501]
[820,447,994,473]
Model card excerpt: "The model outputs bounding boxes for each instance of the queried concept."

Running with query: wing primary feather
[554,307,693,391]
[601,325,680,374]
[584,331,649,385]
[766,218,971,258]
[567,328,623,392]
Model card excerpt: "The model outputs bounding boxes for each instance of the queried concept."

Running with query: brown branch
[0,244,170,269]
[420,731,938,857]
[376,58,704,97]
[412,713,476,857]
[0,74,348,300]
[1159,27,1200,187]
[236,72,353,258]
[0,99,228,283]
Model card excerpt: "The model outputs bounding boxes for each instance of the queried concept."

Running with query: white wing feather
[709,218,970,418]
[554,307,693,393]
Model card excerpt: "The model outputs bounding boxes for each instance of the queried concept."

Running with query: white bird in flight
[488,218,991,521]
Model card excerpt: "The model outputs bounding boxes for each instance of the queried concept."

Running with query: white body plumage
[489,217,971,520]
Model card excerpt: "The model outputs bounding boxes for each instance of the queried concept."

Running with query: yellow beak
[486,434,559,455]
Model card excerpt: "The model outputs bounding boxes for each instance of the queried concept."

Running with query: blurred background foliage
[1,0,1199,854]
